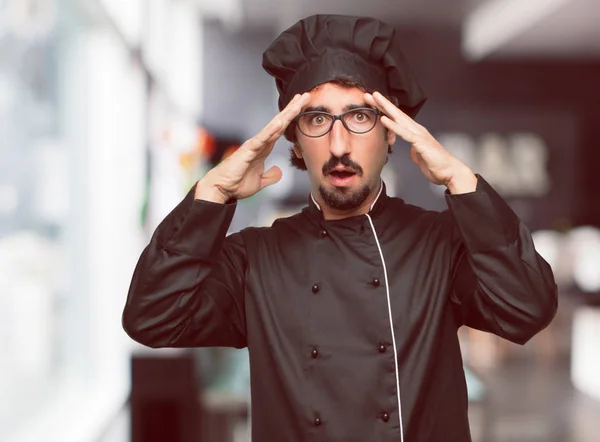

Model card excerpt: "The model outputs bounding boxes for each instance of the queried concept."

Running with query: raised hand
[365,91,477,193]
[196,92,311,202]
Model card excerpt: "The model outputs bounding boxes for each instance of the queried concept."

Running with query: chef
[122,14,557,442]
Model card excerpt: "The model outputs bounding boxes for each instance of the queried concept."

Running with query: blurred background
[1,0,600,441]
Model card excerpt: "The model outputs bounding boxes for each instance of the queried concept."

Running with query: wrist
[446,166,478,195]
[194,176,230,204]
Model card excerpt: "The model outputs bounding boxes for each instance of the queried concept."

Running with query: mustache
[322,155,363,176]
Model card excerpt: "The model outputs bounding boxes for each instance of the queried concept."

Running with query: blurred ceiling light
[532,230,560,271]
[6,0,56,40]
[195,0,243,30]
[570,226,600,293]
[462,0,569,61]
[531,229,576,289]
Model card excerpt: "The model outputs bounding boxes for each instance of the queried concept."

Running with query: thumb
[260,165,283,189]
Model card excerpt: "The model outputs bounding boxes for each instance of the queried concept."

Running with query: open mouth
[329,170,356,179]
[327,169,358,187]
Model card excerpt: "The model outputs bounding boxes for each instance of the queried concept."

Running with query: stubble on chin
[318,184,371,211]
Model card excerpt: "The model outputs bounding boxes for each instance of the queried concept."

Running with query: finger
[251,119,284,149]
[380,114,419,145]
[248,93,311,153]
[368,91,417,127]
[260,165,282,189]
[277,92,311,131]
[365,92,424,144]
[364,92,406,128]
[246,95,301,148]
[256,94,303,142]
[364,93,378,109]
[365,92,412,139]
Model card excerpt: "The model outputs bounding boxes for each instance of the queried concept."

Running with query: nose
[328,118,351,158]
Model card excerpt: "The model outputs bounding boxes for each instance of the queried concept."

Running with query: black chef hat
[262,14,427,118]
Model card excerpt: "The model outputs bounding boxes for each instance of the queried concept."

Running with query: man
[122,14,557,442]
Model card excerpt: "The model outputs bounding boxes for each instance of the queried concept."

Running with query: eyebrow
[303,103,374,113]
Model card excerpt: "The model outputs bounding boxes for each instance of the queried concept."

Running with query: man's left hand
[365,91,477,194]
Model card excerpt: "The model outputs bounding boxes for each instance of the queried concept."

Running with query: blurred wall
[394,26,600,228]
[201,20,277,140]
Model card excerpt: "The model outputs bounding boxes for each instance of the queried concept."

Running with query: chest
[244,221,455,351]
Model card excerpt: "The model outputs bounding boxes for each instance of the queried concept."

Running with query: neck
[312,181,383,220]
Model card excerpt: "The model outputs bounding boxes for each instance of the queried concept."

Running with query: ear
[292,144,303,159]
[386,129,397,147]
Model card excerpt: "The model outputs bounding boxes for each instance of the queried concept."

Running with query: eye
[351,111,373,124]
[311,115,327,126]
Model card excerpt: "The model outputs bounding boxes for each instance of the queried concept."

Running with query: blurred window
[0,1,99,439]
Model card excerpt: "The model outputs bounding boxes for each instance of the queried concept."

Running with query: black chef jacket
[122,174,557,442]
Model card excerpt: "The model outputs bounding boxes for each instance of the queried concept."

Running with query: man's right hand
[195,92,311,203]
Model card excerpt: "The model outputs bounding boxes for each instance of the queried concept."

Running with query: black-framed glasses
[294,107,381,138]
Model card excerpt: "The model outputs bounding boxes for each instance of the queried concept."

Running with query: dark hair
[285,78,396,170]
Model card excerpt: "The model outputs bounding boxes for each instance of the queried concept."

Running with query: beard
[318,183,371,211]
[318,154,371,211]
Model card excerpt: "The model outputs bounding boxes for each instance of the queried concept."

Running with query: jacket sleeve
[446,175,558,345]
[122,185,247,349]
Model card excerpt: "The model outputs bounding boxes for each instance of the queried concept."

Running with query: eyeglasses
[294,108,381,138]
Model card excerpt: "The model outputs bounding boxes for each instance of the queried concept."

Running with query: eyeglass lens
[297,109,378,137]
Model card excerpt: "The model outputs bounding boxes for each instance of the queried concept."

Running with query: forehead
[302,82,366,111]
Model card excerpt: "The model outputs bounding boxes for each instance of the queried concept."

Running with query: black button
[311,348,319,358]
[378,344,387,353]
[372,278,380,287]
[319,229,328,237]
[312,284,320,294]
[382,412,390,422]
[314,417,321,426]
